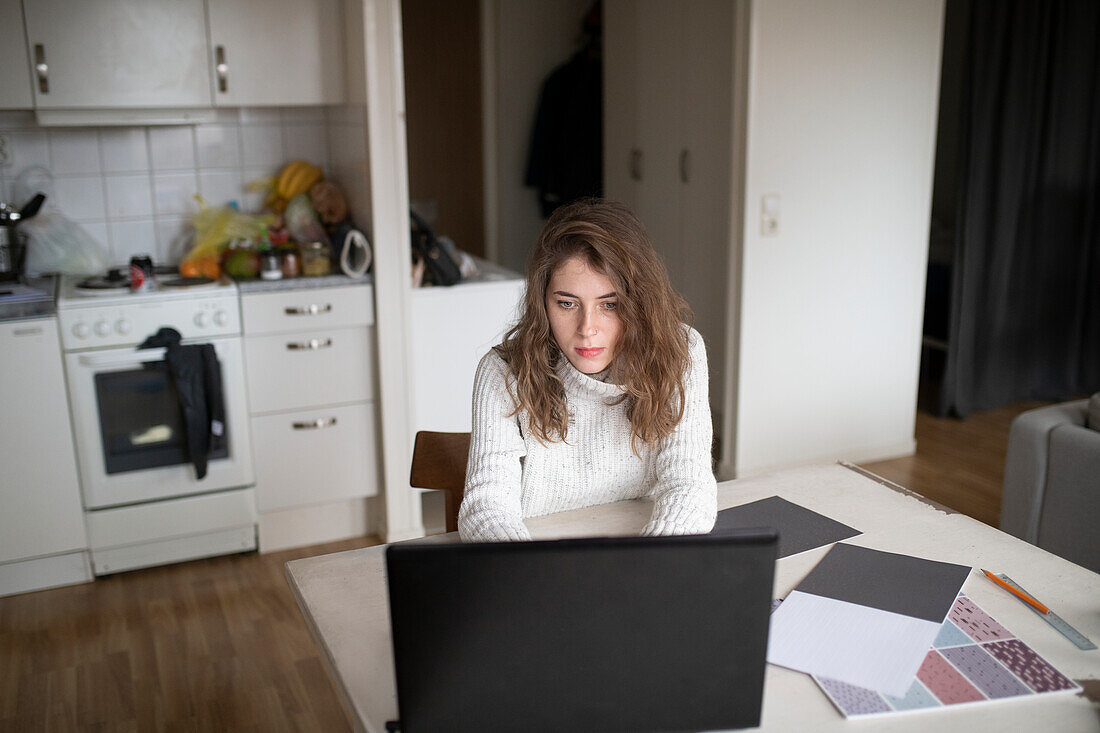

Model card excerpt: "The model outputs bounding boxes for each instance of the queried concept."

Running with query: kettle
[0,193,45,282]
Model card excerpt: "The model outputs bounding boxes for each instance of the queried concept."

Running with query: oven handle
[77,347,168,368]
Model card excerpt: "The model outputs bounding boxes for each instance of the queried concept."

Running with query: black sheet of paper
[710,496,861,558]
[796,543,971,623]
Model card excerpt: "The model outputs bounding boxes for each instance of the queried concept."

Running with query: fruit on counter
[223,246,260,280]
[179,254,220,279]
[310,180,348,225]
[268,160,324,212]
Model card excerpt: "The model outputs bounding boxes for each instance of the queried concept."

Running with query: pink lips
[575,347,605,359]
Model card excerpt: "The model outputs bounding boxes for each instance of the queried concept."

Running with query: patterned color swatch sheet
[812,594,1081,717]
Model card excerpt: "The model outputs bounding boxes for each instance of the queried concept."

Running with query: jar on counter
[279,243,301,278]
[260,248,282,280]
[300,240,332,277]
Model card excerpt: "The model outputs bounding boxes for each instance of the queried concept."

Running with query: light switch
[761,193,780,236]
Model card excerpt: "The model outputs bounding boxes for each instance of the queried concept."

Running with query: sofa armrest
[1035,424,1100,572]
[1000,400,1088,542]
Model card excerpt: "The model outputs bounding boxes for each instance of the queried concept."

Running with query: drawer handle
[287,338,333,351]
[285,303,332,316]
[292,417,337,430]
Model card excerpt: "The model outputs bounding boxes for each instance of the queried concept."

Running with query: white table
[285,463,1100,732]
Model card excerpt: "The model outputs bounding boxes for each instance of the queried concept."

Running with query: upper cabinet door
[22,0,212,109]
[207,0,346,107]
[0,0,33,109]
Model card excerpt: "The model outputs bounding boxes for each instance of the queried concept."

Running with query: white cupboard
[0,318,91,596]
[604,0,738,466]
[207,0,346,106]
[21,0,213,110]
[0,0,33,109]
[241,283,380,551]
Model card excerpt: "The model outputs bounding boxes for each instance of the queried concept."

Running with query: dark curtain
[938,0,1100,417]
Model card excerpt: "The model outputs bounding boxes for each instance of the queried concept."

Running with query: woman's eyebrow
[551,290,618,299]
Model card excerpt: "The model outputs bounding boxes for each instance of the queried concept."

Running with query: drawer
[242,285,374,335]
[245,326,375,413]
[252,403,379,512]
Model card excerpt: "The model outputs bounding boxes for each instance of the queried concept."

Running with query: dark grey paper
[710,496,861,558]
[796,543,971,624]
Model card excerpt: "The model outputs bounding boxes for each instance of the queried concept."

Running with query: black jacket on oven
[139,327,226,479]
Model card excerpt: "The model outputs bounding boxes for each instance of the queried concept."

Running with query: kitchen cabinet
[0,0,33,109]
[0,318,91,596]
[241,282,379,551]
[21,0,213,110]
[207,0,346,106]
[605,0,737,462]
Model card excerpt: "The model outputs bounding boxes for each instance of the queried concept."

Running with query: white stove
[57,273,256,576]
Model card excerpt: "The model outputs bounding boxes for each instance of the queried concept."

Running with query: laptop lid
[386,530,777,733]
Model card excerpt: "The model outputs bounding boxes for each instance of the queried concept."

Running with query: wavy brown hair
[494,198,693,452]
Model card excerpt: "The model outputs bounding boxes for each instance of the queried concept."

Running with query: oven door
[65,336,253,509]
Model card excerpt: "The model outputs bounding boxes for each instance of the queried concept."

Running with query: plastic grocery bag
[180,196,273,278]
[13,167,109,276]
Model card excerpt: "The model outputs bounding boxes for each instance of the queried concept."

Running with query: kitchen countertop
[236,273,373,293]
[0,276,58,321]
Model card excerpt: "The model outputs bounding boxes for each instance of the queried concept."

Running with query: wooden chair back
[409,431,471,534]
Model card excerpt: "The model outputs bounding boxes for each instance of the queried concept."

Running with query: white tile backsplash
[195,124,241,169]
[198,170,244,208]
[53,176,107,221]
[284,123,329,168]
[105,175,154,218]
[100,128,150,173]
[148,126,196,171]
[0,106,333,265]
[240,125,284,168]
[152,172,199,217]
[109,219,157,265]
[48,129,102,175]
[6,130,50,175]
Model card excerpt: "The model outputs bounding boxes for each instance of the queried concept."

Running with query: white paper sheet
[767,590,941,697]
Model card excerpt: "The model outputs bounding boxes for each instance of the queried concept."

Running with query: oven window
[94,363,228,474]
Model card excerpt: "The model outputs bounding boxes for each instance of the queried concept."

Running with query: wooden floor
[860,401,1042,527]
[0,535,380,732]
[0,401,1040,731]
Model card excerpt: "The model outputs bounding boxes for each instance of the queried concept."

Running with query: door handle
[215,45,228,93]
[286,338,333,351]
[630,148,643,181]
[34,44,49,94]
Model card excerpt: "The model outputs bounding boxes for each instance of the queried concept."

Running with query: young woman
[458,199,717,541]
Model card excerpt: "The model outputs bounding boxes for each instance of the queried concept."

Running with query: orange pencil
[982,569,1049,615]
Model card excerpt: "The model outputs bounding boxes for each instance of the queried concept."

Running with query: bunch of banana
[268,160,324,212]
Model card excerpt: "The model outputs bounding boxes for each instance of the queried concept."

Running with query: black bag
[410,210,462,286]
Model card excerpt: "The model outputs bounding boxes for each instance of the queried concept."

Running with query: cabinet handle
[285,303,332,316]
[286,337,333,351]
[680,149,691,183]
[13,326,44,337]
[630,148,643,181]
[215,45,228,93]
[292,417,337,430]
[34,44,49,94]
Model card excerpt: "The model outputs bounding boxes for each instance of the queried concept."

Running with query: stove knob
[213,309,228,327]
[115,318,132,335]
[194,311,209,328]
[94,320,110,337]
[72,322,90,339]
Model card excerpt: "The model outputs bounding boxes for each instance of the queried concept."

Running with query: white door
[207,0,346,106]
[22,0,212,109]
[0,319,87,564]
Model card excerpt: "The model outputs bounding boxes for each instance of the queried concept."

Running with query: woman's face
[545,256,622,374]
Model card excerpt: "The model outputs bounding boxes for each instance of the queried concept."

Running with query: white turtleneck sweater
[458,327,717,542]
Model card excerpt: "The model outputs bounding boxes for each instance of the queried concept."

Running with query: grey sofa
[1000,394,1100,574]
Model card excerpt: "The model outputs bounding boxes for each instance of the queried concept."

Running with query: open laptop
[385,530,777,733]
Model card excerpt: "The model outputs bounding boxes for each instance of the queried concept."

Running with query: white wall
[485,0,593,274]
[734,0,944,475]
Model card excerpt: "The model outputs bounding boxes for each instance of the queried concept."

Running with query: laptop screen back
[386,530,777,733]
